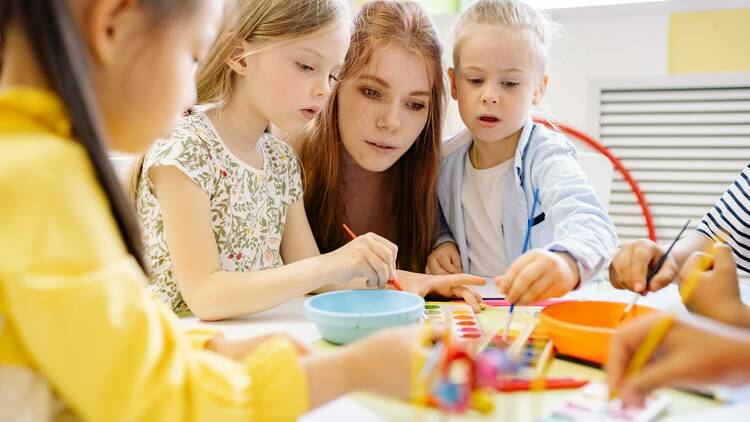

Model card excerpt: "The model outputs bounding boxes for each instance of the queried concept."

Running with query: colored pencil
[625,314,675,376]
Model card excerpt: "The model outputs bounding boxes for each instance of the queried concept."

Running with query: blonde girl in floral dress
[135,0,486,320]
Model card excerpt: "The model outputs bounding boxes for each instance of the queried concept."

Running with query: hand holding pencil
[607,313,750,408]
[608,242,750,407]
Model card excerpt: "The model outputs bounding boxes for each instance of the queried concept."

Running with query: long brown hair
[299,0,445,272]
[1,0,199,271]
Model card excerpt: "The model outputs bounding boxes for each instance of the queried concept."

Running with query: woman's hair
[195,0,350,106]
[1,0,199,271]
[453,0,560,75]
[298,0,445,272]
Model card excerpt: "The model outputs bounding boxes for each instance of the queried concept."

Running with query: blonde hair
[128,0,349,203]
[453,0,559,74]
[196,0,350,106]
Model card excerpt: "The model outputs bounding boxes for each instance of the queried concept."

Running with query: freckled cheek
[337,110,360,151]
[343,97,375,131]
[405,115,428,147]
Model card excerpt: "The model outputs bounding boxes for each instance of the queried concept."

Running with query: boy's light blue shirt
[436,119,618,285]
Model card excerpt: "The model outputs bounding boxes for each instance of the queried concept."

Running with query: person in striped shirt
[609,164,750,327]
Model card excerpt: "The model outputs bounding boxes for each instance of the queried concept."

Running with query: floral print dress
[136,110,303,313]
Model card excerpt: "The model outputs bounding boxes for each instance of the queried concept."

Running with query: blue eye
[296,62,314,72]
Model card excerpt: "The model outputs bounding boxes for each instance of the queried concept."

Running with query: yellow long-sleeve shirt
[0,87,309,421]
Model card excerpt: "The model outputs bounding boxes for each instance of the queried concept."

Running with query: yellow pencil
[615,240,722,400]
[625,314,674,376]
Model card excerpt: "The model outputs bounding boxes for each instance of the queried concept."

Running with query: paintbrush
[619,219,691,322]
[503,188,540,342]
[612,236,711,400]
[342,223,404,291]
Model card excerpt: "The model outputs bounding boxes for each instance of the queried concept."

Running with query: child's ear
[532,73,549,106]
[226,42,251,76]
[86,0,137,65]
[448,67,459,100]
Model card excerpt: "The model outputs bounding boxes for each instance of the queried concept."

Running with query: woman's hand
[399,271,486,312]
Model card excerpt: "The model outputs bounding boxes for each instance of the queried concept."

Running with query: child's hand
[607,314,750,408]
[495,249,579,305]
[681,244,750,328]
[327,232,398,288]
[345,325,443,399]
[400,272,486,312]
[425,242,463,275]
[609,239,679,294]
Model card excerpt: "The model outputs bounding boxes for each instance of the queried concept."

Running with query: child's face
[450,24,548,144]
[89,0,224,153]
[238,24,350,134]
[338,45,431,172]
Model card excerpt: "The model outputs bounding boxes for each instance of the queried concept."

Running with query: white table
[179,283,749,420]
[181,296,321,342]
[179,282,707,342]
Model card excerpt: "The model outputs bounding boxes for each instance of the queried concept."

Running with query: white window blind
[590,74,750,281]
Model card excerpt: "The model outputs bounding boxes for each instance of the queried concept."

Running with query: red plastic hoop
[533,117,657,241]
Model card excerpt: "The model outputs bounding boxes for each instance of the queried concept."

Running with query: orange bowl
[539,301,659,365]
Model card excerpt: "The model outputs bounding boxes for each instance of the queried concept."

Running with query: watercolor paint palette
[422,303,485,342]
[488,322,550,355]
[541,382,670,422]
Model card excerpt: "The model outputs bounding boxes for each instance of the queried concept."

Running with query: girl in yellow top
[0,1,435,420]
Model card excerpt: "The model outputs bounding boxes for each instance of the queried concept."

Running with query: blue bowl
[304,290,425,345]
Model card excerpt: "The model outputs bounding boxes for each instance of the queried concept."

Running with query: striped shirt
[697,164,750,274]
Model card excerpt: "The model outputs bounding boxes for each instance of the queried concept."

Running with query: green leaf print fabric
[136,111,303,313]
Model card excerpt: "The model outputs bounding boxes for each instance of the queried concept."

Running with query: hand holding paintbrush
[609,238,737,402]
[618,220,691,322]
[342,224,404,291]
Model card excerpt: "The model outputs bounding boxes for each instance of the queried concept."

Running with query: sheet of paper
[541,381,669,422]
[661,401,750,422]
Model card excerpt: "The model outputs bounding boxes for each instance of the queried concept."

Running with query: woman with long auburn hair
[298,0,486,306]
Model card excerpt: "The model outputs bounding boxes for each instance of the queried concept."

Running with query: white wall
[426,0,750,150]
